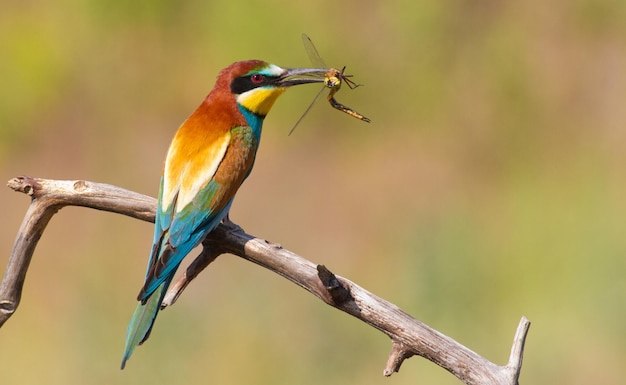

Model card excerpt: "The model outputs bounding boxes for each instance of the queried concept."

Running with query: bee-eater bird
[121,60,326,369]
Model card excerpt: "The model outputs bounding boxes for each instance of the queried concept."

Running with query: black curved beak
[277,67,328,87]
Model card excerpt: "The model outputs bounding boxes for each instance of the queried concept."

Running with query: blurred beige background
[1,1,625,384]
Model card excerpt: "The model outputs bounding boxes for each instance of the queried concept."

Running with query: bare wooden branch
[1,176,530,385]
[1,176,155,326]
[384,342,415,376]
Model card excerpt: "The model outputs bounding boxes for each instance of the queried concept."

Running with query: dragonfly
[289,34,371,135]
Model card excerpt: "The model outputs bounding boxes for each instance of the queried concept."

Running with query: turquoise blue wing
[138,178,233,302]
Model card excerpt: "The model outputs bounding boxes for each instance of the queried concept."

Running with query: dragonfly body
[324,67,371,123]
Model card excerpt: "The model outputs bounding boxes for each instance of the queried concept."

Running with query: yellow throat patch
[237,87,286,116]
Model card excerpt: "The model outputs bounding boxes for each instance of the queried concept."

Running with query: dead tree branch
[1,176,530,385]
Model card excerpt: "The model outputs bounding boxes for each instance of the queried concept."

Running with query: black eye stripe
[231,75,278,94]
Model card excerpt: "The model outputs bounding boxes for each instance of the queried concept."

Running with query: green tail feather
[120,283,165,369]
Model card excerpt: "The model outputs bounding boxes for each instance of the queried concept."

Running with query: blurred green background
[1,0,625,384]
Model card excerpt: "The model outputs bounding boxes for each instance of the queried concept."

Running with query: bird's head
[219,60,327,118]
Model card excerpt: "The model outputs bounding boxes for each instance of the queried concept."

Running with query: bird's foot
[221,214,244,233]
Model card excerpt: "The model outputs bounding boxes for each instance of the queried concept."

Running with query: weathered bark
[1,176,529,385]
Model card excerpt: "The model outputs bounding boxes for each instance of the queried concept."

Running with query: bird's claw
[221,214,244,233]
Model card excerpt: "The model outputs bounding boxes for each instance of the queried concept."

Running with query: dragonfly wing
[302,33,327,68]
[289,86,326,135]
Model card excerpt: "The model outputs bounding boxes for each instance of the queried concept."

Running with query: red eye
[251,74,264,83]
